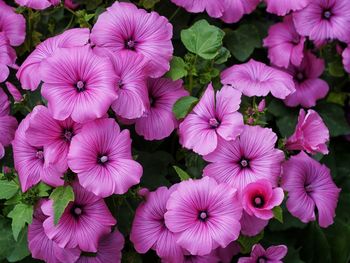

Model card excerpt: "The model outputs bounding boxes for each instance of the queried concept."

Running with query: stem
[124,198,134,214]
[64,6,77,16]
[169,7,180,22]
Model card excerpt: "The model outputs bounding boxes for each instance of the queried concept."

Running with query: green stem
[169,7,180,22]
[64,6,77,16]
[124,198,134,214]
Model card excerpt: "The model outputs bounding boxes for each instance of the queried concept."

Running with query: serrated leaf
[181,20,225,60]
[50,185,75,225]
[0,179,19,200]
[273,206,283,223]
[173,96,198,119]
[6,226,30,262]
[215,47,231,64]
[173,166,191,181]
[166,56,188,80]
[37,182,51,197]
[7,204,33,241]
[238,231,264,254]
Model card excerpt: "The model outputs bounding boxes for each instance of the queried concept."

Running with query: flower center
[209,118,220,128]
[36,150,44,160]
[296,72,304,81]
[75,81,85,92]
[63,129,73,141]
[240,159,249,168]
[257,257,267,263]
[125,39,136,50]
[71,204,83,218]
[253,196,265,208]
[292,35,300,45]
[99,155,108,164]
[198,211,208,222]
[117,79,124,89]
[323,10,332,19]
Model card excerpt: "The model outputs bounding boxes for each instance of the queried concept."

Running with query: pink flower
[0,33,17,83]
[42,182,116,252]
[281,151,340,228]
[238,244,288,263]
[293,0,350,43]
[220,0,260,23]
[342,45,350,73]
[5,81,23,102]
[130,187,183,262]
[203,125,284,192]
[40,46,117,123]
[170,0,225,18]
[28,200,81,263]
[17,28,90,91]
[91,2,173,78]
[15,0,60,10]
[242,180,284,220]
[25,105,82,170]
[12,113,65,192]
[265,0,310,16]
[64,0,78,9]
[0,88,17,159]
[134,78,188,141]
[0,1,26,46]
[221,59,295,99]
[164,177,242,256]
[240,211,268,237]
[179,84,243,155]
[216,242,241,263]
[263,15,306,68]
[68,118,143,198]
[283,51,329,108]
[286,109,329,155]
[76,230,124,263]
[180,252,220,263]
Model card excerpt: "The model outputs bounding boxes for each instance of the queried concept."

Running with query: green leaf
[0,216,16,260]
[276,113,299,138]
[325,219,350,263]
[165,56,188,80]
[328,60,344,77]
[142,0,160,9]
[50,185,75,225]
[0,179,19,200]
[37,182,51,197]
[181,20,225,60]
[6,227,30,262]
[224,24,261,62]
[173,166,191,181]
[238,231,264,254]
[273,206,283,223]
[215,47,231,64]
[7,204,33,241]
[173,96,198,119]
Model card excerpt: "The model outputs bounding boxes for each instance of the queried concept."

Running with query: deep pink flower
[0,88,17,159]
[28,200,81,263]
[180,252,220,263]
[76,230,124,263]
[0,1,26,46]
[216,242,241,263]
[134,78,188,141]
[42,182,116,252]
[221,59,295,99]
[25,105,82,170]
[238,244,288,263]
[242,180,284,220]
[40,46,117,123]
[293,0,350,43]
[64,0,78,9]
[130,187,183,262]
[220,0,260,23]
[0,33,17,83]
[283,51,329,108]
[204,125,284,192]
[342,45,350,73]
[281,151,340,228]
[13,113,64,191]
[170,0,224,18]
[263,15,306,68]
[17,28,89,91]
[91,2,173,78]
[5,81,23,102]
[240,211,268,237]
[68,118,142,197]
[265,0,310,16]
[179,84,243,155]
[286,109,329,155]
[15,0,60,10]
[164,177,242,256]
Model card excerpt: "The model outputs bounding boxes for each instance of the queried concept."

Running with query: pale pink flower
[0,33,17,83]
[220,0,260,23]
[238,244,288,263]
[5,81,23,102]
[265,0,310,16]
[170,0,225,18]
[15,0,60,10]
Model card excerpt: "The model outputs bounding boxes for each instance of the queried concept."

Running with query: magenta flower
[342,45,350,73]
[242,180,284,220]
[281,151,340,228]
[134,78,188,141]
[238,244,288,263]
[204,125,284,192]
[240,211,268,237]
[0,1,26,46]
[180,252,220,263]
[293,0,350,43]
[220,0,259,23]
[283,51,329,108]
[0,33,17,83]
[263,15,306,68]
[164,177,242,256]
[265,0,310,16]
[15,0,60,10]
[170,0,225,18]
[130,187,183,262]
[91,1,173,78]
[17,28,90,91]
[0,88,17,159]
[12,114,64,191]
[221,59,295,99]
[42,182,116,252]
[64,0,79,9]
[216,241,241,263]
[76,230,124,263]
[68,118,143,198]
[179,84,243,155]
[28,200,81,263]
[286,109,329,155]
[25,105,82,170]
[5,81,23,102]
[40,46,117,123]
